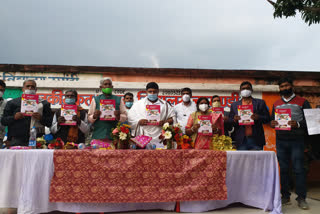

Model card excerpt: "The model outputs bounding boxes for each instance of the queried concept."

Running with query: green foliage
[270,0,320,25]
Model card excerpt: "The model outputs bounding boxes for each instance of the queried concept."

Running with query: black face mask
[279,88,293,96]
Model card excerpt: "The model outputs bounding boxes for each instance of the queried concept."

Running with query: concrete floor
[124,194,320,214]
[1,194,319,214]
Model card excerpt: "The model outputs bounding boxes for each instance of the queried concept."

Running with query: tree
[267,0,320,25]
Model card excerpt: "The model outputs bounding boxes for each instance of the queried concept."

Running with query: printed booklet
[238,105,254,125]
[275,109,291,131]
[21,94,39,116]
[146,105,161,125]
[100,99,116,121]
[61,104,77,126]
[198,115,213,136]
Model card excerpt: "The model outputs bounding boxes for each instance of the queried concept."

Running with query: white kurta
[128,98,174,147]
[173,101,197,134]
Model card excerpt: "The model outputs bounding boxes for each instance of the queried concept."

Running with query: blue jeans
[237,137,263,150]
[276,137,306,199]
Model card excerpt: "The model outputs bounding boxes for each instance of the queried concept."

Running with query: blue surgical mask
[65,98,76,105]
[147,93,158,101]
[125,102,133,108]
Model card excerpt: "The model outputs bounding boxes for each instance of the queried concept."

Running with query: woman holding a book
[185,97,224,149]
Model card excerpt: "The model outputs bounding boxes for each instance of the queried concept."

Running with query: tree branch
[303,7,320,13]
[267,0,320,13]
[266,0,276,6]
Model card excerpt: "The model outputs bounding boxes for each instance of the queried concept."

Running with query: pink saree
[186,111,224,149]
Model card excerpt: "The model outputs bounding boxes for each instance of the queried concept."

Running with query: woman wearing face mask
[185,97,224,149]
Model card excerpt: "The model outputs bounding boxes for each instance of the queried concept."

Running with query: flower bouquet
[36,137,47,149]
[210,135,235,151]
[111,123,131,149]
[177,135,195,149]
[160,123,183,149]
[48,137,65,149]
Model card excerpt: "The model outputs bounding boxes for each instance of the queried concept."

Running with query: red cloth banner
[49,150,227,203]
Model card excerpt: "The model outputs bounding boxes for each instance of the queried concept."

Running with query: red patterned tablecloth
[49,150,227,203]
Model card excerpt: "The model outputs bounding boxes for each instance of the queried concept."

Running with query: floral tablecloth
[49,150,227,203]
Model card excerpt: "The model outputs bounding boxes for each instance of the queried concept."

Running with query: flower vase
[166,139,173,149]
[117,140,128,149]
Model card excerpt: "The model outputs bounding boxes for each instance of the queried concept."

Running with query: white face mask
[24,89,36,95]
[0,91,3,98]
[199,104,209,112]
[240,89,252,98]
[182,94,191,102]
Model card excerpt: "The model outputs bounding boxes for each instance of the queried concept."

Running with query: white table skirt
[181,151,282,214]
[0,150,281,214]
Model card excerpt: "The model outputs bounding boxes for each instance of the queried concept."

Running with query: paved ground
[1,194,319,214]
[124,194,320,214]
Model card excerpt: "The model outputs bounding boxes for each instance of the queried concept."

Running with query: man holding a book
[51,89,90,144]
[88,78,127,142]
[228,81,270,150]
[1,80,52,147]
[128,82,174,149]
[270,77,311,210]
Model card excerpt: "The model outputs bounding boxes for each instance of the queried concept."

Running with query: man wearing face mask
[0,80,7,146]
[123,92,134,113]
[270,77,311,209]
[88,78,127,142]
[174,88,197,134]
[1,80,52,147]
[50,90,90,144]
[228,81,270,150]
[128,82,174,148]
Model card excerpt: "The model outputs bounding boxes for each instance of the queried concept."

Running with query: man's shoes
[297,198,309,210]
[281,197,291,205]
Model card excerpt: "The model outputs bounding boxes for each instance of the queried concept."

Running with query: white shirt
[282,93,296,103]
[51,112,90,135]
[128,98,175,147]
[174,101,197,133]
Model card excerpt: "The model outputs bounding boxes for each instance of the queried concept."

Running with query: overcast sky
[1,0,320,71]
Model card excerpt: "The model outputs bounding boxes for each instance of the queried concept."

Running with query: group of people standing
[0,76,311,209]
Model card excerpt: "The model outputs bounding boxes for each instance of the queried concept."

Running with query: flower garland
[210,135,235,151]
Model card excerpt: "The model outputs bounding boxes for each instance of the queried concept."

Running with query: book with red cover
[61,104,77,126]
[146,105,161,125]
[213,107,224,115]
[100,99,116,121]
[198,115,213,136]
[21,94,39,116]
[275,109,291,131]
[238,105,254,125]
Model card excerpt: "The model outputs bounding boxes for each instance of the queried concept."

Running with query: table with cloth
[0,150,281,214]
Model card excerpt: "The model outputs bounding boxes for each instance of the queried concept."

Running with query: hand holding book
[72,115,81,126]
